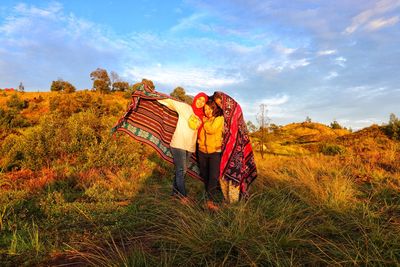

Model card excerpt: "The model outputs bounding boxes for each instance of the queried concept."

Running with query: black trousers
[198,151,221,201]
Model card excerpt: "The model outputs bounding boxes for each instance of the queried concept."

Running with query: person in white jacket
[158,93,207,203]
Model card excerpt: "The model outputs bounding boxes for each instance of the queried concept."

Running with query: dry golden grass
[254,154,358,211]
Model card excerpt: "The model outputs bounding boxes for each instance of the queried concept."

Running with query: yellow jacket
[198,116,224,154]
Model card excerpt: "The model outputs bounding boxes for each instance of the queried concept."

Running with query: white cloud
[14,2,62,18]
[317,49,337,56]
[240,94,290,122]
[349,86,388,99]
[257,58,310,73]
[324,71,338,80]
[344,0,400,34]
[366,16,399,31]
[355,118,378,124]
[170,13,207,32]
[256,62,277,73]
[352,118,381,129]
[273,44,296,55]
[259,94,289,106]
[125,65,244,90]
[289,58,310,69]
[227,42,262,54]
[334,56,347,67]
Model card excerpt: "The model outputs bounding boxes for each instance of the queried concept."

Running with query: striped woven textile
[111,82,201,180]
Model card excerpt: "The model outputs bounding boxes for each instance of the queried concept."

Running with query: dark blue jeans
[198,151,221,201]
[170,147,192,197]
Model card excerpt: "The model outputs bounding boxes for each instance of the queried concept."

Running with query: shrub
[49,94,80,117]
[320,143,346,155]
[0,110,143,172]
[6,94,28,111]
[49,92,112,118]
[1,115,64,170]
[0,108,31,129]
[0,133,25,171]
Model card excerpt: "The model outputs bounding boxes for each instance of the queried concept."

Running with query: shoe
[180,197,192,206]
[206,200,219,211]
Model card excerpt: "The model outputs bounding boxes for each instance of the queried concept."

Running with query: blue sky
[1,0,399,129]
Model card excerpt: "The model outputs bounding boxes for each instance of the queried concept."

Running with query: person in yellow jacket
[197,99,224,210]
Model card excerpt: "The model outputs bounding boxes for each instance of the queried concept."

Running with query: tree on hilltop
[330,120,343,129]
[50,79,76,93]
[385,113,400,140]
[113,81,129,92]
[109,71,130,92]
[90,68,111,93]
[63,82,76,93]
[170,87,193,104]
[50,80,63,92]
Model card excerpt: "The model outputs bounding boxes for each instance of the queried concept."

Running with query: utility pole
[257,104,269,159]
[18,82,25,92]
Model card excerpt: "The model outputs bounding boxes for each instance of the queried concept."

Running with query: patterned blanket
[216,92,257,194]
[111,81,201,180]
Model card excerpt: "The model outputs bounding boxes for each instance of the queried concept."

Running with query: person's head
[204,99,222,118]
[213,92,223,109]
[196,96,206,109]
[194,94,207,109]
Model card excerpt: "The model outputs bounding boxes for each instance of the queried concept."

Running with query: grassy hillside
[0,91,399,266]
[252,122,351,156]
[279,122,350,142]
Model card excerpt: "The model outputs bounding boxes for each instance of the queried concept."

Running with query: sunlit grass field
[0,91,399,266]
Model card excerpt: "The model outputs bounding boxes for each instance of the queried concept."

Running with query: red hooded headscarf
[191,92,208,134]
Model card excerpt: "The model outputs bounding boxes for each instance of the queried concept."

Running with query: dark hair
[213,92,223,101]
[205,99,223,117]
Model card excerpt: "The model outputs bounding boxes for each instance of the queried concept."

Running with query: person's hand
[188,114,201,130]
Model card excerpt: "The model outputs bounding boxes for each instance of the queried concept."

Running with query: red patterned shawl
[216,92,257,194]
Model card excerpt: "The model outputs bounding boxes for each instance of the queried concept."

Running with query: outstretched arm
[157,99,176,111]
